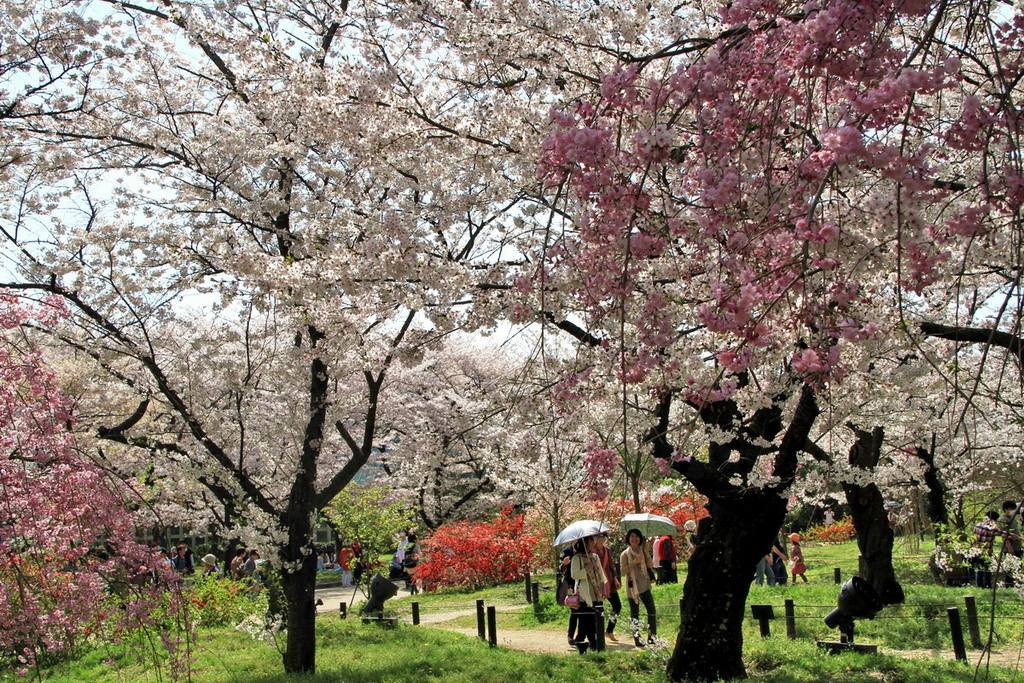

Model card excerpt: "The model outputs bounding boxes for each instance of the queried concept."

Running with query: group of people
[166,543,262,580]
[970,500,1023,588]
[753,533,808,586]
[559,529,660,654]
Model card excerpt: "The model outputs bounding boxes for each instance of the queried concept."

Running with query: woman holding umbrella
[569,535,605,654]
[620,528,657,647]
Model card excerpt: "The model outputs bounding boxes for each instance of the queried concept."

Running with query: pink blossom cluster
[533,0,995,394]
[582,443,621,500]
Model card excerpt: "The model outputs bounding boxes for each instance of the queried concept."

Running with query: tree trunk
[844,426,904,605]
[663,385,819,681]
[667,490,787,681]
[281,346,329,673]
[281,551,319,673]
[843,480,904,604]
[914,441,948,527]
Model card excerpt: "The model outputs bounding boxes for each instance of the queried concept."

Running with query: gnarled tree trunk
[660,384,819,681]
[843,426,904,605]
[669,489,788,680]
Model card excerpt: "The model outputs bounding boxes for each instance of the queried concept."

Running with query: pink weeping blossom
[0,293,176,674]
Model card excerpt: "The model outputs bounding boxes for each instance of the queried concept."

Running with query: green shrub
[185,576,268,627]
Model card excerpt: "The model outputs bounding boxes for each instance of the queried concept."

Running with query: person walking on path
[620,529,657,648]
[569,535,605,654]
[558,543,579,646]
[788,533,808,583]
[594,533,621,642]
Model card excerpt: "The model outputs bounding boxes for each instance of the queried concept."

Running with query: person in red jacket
[655,534,678,584]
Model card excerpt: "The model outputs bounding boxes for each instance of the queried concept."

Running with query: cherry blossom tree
[524,0,1021,679]
[0,0,638,673]
[0,293,172,675]
[372,339,527,530]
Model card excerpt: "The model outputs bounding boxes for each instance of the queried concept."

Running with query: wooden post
[947,607,967,661]
[524,573,532,603]
[487,605,497,648]
[595,604,606,651]
[750,604,774,638]
[476,599,486,641]
[964,595,982,649]
[784,599,796,640]
[412,601,420,626]
[834,567,842,584]
[339,601,347,619]
[531,582,540,604]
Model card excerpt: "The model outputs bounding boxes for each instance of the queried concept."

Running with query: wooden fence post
[487,605,498,648]
[411,601,420,626]
[784,598,796,639]
[964,595,982,649]
[524,573,532,603]
[947,607,967,661]
[476,599,486,641]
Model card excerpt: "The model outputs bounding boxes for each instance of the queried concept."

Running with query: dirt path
[317,587,1024,666]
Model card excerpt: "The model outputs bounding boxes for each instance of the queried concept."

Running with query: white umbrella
[553,519,611,546]
[620,513,676,538]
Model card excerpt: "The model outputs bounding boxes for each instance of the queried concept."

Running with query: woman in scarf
[569,535,606,654]
[620,528,657,647]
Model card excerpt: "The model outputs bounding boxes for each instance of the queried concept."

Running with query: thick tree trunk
[281,345,329,674]
[844,426,904,605]
[843,480,904,604]
[663,385,819,681]
[667,491,787,681]
[281,551,320,673]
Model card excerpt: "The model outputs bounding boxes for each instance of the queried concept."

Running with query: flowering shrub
[804,519,856,544]
[185,576,268,627]
[414,508,542,590]
[0,294,178,675]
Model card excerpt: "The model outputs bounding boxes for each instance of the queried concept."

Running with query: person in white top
[620,529,657,647]
[569,535,606,654]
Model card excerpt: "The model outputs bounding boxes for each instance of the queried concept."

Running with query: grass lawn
[9,538,1024,683]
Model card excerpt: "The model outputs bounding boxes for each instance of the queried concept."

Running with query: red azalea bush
[804,519,856,544]
[415,508,542,590]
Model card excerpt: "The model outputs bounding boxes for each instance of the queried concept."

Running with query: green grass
[10,539,1024,683]
[17,619,668,683]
